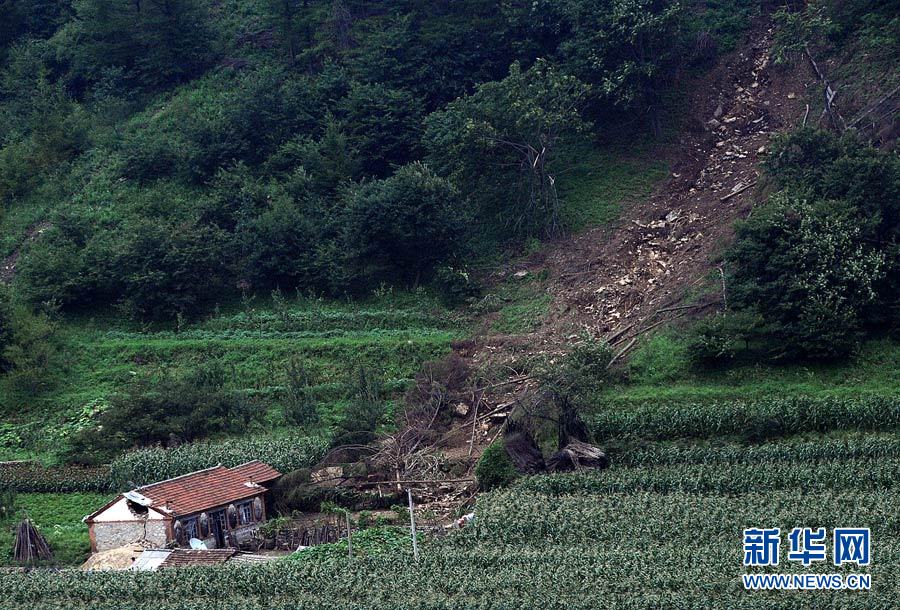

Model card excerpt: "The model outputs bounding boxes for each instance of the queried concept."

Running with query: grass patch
[616,336,900,404]
[0,492,111,567]
[556,142,668,232]
[487,274,551,335]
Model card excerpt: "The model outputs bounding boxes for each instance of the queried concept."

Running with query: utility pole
[407,489,419,561]
[345,511,352,559]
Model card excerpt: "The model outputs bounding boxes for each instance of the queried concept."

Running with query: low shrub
[475,442,519,490]
[69,362,261,463]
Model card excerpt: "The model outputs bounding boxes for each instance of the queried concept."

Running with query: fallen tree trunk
[547,440,609,472]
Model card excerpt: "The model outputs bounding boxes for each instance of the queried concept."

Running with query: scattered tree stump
[503,428,545,475]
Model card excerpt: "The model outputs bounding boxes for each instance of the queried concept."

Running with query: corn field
[0,463,112,493]
[109,435,328,488]
[588,395,899,441]
[3,430,897,609]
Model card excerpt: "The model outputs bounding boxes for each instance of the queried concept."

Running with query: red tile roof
[229,460,282,484]
[136,461,281,517]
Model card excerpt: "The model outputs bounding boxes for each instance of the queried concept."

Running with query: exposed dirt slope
[329,18,818,520]
[474,18,813,369]
[415,18,816,515]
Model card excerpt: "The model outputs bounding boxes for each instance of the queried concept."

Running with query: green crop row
[469,488,900,545]
[612,433,900,467]
[0,527,893,606]
[512,456,900,495]
[109,435,328,489]
[588,395,900,441]
[0,463,113,493]
[203,308,456,333]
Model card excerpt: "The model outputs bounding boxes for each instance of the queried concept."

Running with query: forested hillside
[0,0,762,461]
[0,0,899,605]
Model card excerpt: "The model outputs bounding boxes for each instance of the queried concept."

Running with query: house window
[239,501,253,525]
[184,517,199,540]
[215,510,228,532]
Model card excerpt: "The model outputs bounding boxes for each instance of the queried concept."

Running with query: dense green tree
[558,0,684,133]
[342,162,468,287]
[337,81,423,177]
[265,118,361,194]
[118,218,228,319]
[239,178,328,291]
[424,60,589,236]
[66,0,214,88]
[762,128,900,324]
[728,195,884,360]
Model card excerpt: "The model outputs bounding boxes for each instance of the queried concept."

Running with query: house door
[211,511,225,548]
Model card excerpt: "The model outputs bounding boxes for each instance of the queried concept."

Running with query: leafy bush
[69,363,261,463]
[282,358,319,427]
[726,129,899,359]
[108,435,328,489]
[285,526,415,563]
[685,311,759,368]
[19,214,229,320]
[475,442,519,490]
[332,366,387,447]
[548,336,615,403]
[117,219,229,319]
[0,287,58,391]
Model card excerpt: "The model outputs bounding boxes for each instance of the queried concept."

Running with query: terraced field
[0,293,464,462]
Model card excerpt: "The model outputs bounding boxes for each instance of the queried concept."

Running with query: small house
[84,461,281,553]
